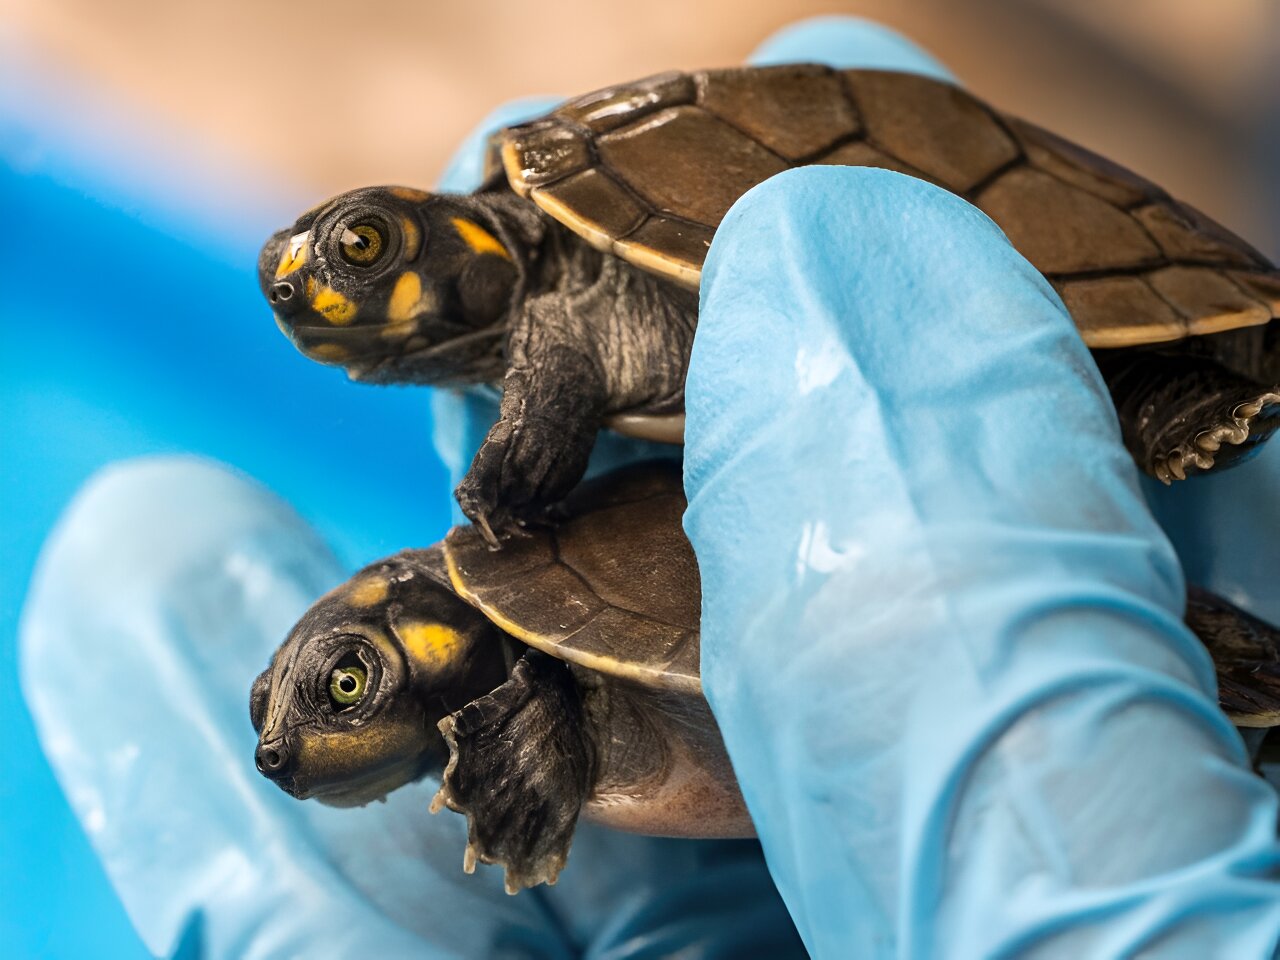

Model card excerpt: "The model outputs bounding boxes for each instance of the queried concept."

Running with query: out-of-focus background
[3,2,1278,956]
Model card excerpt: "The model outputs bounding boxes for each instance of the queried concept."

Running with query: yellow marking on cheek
[451,217,511,261]
[305,276,316,298]
[347,576,389,607]
[398,621,465,670]
[312,286,358,325]
[391,186,431,202]
[388,271,435,324]
[308,343,351,362]
[400,216,422,260]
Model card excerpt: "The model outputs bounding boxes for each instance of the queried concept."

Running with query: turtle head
[259,186,520,386]
[251,548,510,807]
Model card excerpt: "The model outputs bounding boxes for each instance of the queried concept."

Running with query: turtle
[251,461,1280,892]
[258,64,1280,541]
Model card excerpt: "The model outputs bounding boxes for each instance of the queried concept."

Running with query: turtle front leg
[454,304,609,542]
[431,651,596,893]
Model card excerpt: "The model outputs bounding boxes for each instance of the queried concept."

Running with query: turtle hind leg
[1097,349,1280,483]
[431,650,596,893]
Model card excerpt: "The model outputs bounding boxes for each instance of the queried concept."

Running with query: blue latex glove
[685,170,1280,956]
[21,14,1280,960]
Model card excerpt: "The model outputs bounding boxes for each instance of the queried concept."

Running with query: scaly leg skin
[431,651,596,893]
[454,248,695,541]
[454,349,607,544]
[1099,351,1280,483]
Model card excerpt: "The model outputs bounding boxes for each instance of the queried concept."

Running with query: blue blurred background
[3,1,1277,956]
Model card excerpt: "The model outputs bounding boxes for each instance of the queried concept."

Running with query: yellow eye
[330,664,368,706]
[340,225,384,265]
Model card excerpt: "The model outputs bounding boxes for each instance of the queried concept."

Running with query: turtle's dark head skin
[259,185,531,386]
[250,548,511,808]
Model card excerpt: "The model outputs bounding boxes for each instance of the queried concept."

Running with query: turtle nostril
[255,739,292,777]
[269,282,295,305]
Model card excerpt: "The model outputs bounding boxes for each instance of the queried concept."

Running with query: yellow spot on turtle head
[275,231,310,278]
[308,343,351,363]
[390,187,431,202]
[397,621,465,671]
[347,577,390,607]
[305,277,316,298]
[451,218,511,261]
[400,216,422,260]
[312,285,358,325]
[388,271,436,324]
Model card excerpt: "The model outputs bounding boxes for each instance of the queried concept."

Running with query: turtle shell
[498,64,1280,349]
[444,462,700,694]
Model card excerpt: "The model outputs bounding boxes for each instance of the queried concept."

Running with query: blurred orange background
[8,0,1278,253]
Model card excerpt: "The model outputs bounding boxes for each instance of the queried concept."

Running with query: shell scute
[845,69,1020,192]
[598,105,787,227]
[978,167,1162,275]
[559,71,697,134]
[695,64,860,160]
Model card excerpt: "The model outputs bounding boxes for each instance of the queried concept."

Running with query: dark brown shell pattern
[498,65,1280,349]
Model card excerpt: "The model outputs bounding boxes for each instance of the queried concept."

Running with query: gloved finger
[684,166,1280,958]
[1145,446,1280,624]
[20,458,572,960]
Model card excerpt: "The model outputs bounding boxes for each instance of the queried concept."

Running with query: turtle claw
[1152,388,1280,482]
[473,513,502,551]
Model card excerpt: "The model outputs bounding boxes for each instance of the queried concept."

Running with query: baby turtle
[252,462,1280,891]
[259,64,1280,539]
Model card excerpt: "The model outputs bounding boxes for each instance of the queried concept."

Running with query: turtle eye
[339,224,385,265]
[329,661,369,709]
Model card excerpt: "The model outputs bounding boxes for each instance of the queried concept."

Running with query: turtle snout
[267,281,295,306]
[255,736,296,780]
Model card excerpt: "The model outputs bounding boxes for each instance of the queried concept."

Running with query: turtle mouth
[292,753,437,808]
[272,775,308,800]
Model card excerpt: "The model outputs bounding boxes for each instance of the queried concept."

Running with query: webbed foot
[430,651,595,892]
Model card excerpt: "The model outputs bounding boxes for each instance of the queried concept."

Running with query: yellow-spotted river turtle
[259,65,1280,540]
[252,463,1280,891]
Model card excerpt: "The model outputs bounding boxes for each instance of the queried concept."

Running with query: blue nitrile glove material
[685,167,1280,958]
[20,12,1280,960]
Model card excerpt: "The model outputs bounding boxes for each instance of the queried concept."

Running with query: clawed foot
[430,652,593,893]
[1151,389,1280,483]
[454,415,594,546]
